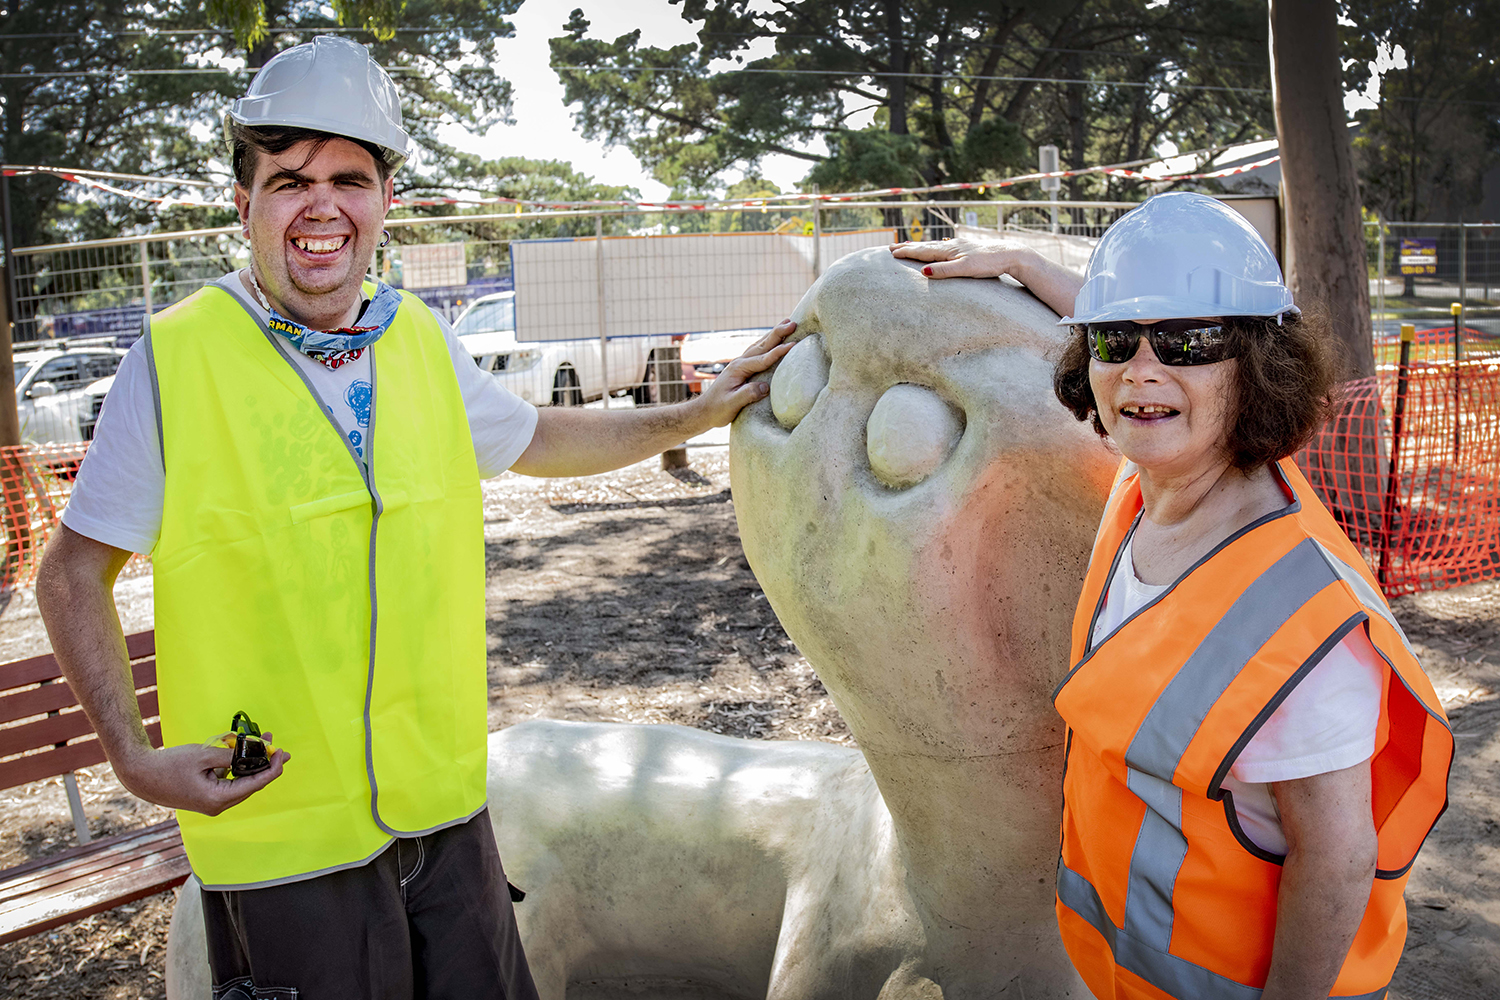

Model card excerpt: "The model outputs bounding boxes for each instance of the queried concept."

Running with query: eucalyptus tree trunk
[1269,0,1374,378]
[1269,0,1387,567]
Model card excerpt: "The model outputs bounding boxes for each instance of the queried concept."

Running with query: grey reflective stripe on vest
[142,319,165,469]
[1123,768,1187,954]
[1311,540,1416,659]
[1061,538,1387,999]
[1124,539,1338,781]
[1057,862,1390,1000]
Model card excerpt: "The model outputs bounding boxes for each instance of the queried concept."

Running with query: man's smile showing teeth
[293,236,350,254]
[1120,404,1179,419]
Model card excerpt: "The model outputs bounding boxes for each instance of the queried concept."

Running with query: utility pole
[1039,145,1061,234]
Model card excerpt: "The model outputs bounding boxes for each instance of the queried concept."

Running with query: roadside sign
[1399,238,1437,276]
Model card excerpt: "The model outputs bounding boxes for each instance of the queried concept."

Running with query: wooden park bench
[0,630,190,944]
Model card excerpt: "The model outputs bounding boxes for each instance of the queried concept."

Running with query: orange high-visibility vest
[1053,459,1452,1000]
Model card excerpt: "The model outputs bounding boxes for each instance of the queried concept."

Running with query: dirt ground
[0,448,1495,999]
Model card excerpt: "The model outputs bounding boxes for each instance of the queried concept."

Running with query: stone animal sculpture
[166,246,1118,999]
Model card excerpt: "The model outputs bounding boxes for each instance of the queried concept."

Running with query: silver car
[14,344,127,444]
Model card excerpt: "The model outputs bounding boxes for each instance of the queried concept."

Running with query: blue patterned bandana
[250,271,401,364]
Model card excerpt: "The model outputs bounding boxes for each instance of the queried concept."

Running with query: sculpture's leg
[511,896,573,1000]
[165,877,210,1000]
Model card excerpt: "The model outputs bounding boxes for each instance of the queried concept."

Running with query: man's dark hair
[1051,306,1340,471]
[229,121,391,190]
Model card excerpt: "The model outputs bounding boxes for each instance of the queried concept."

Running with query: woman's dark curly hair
[1051,305,1340,471]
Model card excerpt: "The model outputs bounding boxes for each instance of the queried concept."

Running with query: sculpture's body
[167,247,1117,999]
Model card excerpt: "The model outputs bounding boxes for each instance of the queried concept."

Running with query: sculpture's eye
[769,334,830,430]
[866,384,964,489]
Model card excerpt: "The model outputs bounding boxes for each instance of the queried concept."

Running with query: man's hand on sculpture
[693,319,797,427]
[890,239,1084,317]
[117,736,290,817]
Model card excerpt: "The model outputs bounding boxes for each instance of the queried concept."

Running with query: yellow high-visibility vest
[148,283,487,889]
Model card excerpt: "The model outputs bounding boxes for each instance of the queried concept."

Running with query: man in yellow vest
[35,36,791,1000]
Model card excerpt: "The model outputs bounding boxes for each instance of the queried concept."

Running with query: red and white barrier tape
[4,153,1279,215]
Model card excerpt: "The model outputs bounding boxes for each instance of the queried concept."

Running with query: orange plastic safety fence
[1296,353,1500,597]
[0,443,148,591]
[1,362,1497,601]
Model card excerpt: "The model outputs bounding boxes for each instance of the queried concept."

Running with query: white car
[452,292,677,405]
[13,344,127,444]
[678,328,773,393]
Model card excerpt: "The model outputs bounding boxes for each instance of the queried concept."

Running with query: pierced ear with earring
[379,230,392,248]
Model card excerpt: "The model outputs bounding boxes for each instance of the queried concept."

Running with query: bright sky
[436,1,809,200]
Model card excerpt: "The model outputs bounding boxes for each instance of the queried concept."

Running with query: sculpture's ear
[788,303,821,343]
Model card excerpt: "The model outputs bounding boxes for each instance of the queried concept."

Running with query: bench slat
[0,844,189,921]
[0,631,172,946]
[0,691,160,758]
[0,823,184,901]
[0,839,186,914]
[0,848,189,944]
[0,649,65,690]
[0,631,156,694]
[0,722,163,792]
[0,660,156,727]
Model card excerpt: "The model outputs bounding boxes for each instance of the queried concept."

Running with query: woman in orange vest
[895,193,1451,1000]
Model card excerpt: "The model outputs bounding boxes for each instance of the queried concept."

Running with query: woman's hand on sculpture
[891,237,1034,279]
[890,238,1084,318]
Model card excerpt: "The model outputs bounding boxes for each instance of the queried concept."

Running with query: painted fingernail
[922,266,933,277]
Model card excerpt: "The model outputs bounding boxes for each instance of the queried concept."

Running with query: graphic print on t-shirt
[345,380,373,457]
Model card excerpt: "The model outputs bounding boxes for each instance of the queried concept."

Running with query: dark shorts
[201,810,539,1000]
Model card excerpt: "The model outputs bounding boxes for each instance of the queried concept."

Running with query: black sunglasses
[1075,319,1237,366]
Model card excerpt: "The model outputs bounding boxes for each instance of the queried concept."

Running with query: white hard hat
[1061,191,1297,325]
[224,35,411,172]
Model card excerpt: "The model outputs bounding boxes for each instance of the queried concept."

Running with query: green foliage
[0,0,628,252]
[205,0,269,48]
[0,1,244,247]
[390,154,640,243]
[549,0,1277,199]
[207,0,408,46]
[1342,0,1499,221]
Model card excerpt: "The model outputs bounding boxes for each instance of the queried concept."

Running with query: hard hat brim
[1059,295,1300,326]
[225,108,409,171]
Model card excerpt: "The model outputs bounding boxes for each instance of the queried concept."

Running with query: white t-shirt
[1090,532,1384,856]
[62,270,539,555]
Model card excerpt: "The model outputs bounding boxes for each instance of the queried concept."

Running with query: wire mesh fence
[1368,221,1500,358]
[8,200,1137,421]
[5,204,1500,598]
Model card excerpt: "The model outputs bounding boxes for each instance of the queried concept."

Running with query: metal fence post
[1376,217,1385,337]
[0,172,18,447]
[139,240,153,317]
[1379,323,1415,588]
[1459,221,1468,314]
[812,188,823,279]
[595,213,609,410]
